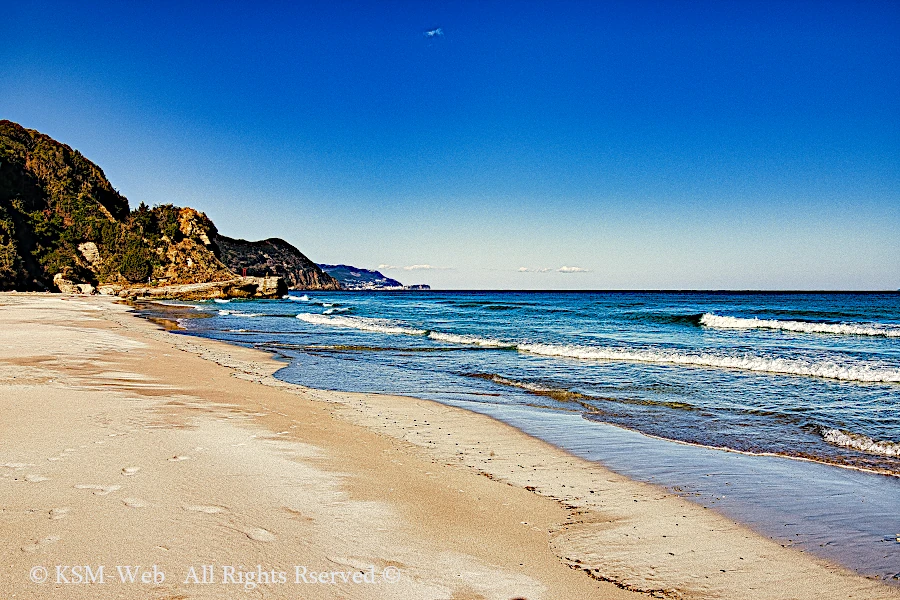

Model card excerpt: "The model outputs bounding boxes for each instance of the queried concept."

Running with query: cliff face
[216,236,341,290]
[0,120,237,291]
[1,120,127,289]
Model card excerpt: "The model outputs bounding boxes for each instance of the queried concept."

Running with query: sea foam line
[700,313,900,337]
[295,314,900,383]
[296,313,427,335]
[218,310,264,317]
[427,331,515,348]
[518,343,900,383]
[821,429,900,458]
[295,313,512,344]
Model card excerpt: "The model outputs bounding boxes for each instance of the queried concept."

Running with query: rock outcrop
[216,236,341,290]
[114,275,287,300]
[0,120,314,299]
[53,273,95,295]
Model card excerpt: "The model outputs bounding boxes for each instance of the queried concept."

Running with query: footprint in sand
[24,474,49,483]
[21,535,61,553]
[121,467,140,476]
[241,527,276,542]
[122,498,148,508]
[184,505,228,514]
[49,507,70,520]
[74,484,121,496]
[168,456,190,462]
[2,462,30,469]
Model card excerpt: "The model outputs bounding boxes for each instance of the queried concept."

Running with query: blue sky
[2,1,898,289]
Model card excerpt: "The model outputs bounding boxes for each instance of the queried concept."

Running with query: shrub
[119,245,152,283]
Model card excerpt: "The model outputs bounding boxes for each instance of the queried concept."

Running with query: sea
[149,291,900,581]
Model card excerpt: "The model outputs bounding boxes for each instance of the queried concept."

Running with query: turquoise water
[161,291,900,580]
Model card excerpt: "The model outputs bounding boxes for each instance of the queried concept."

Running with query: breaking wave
[700,313,900,337]
[518,343,900,383]
[296,313,427,335]
[295,313,512,345]
[821,429,900,457]
[427,332,515,348]
[294,313,900,383]
[218,310,263,317]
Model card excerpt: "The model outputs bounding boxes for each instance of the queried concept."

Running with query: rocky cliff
[0,120,289,298]
[216,236,341,290]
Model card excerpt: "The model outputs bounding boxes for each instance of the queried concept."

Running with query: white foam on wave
[293,313,900,383]
[821,429,900,457]
[296,313,427,336]
[218,310,263,317]
[517,343,900,383]
[297,314,512,346]
[427,332,514,348]
[286,295,311,302]
[486,374,560,393]
[152,301,201,310]
[323,307,350,315]
[700,313,900,337]
[213,298,231,304]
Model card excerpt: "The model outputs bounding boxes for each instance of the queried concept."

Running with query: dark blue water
[155,291,900,580]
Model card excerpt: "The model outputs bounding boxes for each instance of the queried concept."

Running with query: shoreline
[152,297,900,581]
[153,299,900,479]
[117,299,900,591]
[1,293,897,599]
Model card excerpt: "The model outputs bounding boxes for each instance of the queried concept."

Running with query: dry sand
[0,294,895,599]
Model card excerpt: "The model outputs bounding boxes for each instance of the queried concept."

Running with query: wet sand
[0,293,896,599]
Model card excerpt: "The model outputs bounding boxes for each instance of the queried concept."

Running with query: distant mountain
[319,264,426,290]
[216,236,341,290]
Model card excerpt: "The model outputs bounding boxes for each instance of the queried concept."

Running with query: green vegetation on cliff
[0,120,338,294]
[0,120,232,290]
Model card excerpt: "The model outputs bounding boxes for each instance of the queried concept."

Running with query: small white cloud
[517,267,553,273]
[424,27,443,38]
[517,267,530,272]
[558,266,589,273]
[377,264,398,270]
[403,264,448,271]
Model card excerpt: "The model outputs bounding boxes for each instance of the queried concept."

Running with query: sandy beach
[0,294,895,600]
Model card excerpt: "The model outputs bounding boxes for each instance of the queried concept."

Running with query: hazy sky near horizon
[2,1,898,289]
